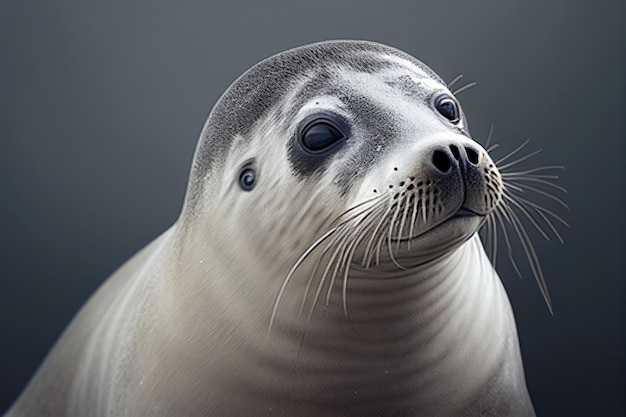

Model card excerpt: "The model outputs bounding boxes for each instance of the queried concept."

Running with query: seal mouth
[450,207,479,218]
[391,207,483,242]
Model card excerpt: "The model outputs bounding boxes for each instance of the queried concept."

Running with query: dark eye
[239,167,256,191]
[435,95,460,123]
[300,120,345,153]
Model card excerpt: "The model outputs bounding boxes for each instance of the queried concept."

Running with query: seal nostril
[466,147,479,165]
[432,150,452,173]
[450,145,460,161]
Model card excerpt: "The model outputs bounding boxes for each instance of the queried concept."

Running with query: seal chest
[5,41,542,417]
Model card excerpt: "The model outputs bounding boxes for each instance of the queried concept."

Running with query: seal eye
[300,120,345,153]
[435,95,460,124]
[239,167,256,191]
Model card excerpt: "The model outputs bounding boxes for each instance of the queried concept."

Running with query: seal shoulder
[4,230,173,417]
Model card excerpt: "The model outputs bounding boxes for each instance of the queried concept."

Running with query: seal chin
[436,208,486,239]
[377,206,486,269]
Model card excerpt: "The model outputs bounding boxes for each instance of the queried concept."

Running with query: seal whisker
[359,205,388,267]
[306,236,350,325]
[428,190,436,221]
[500,165,564,175]
[300,255,326,314]
[447,73,464,89]
[497,149,543,170]
[480,213,498,267]
[501,172,561,180]
[299,231,347,314]
[374,226,389,267]
[332,194,384,226]
[341,263,352,319]
[323,211,378,307]
[479,216,490,257]
[308,231,349,320]
[486,143,500,153]
[503,182,524,193]
[299,202,385,313]
[495,201,522,278]
[362,202,394,268]
[511,194,569,228]
[504,191,569,246]
[500,201,547,289]
[387,240,408,270]
[494,139,530,165]
[503,193,552,241]
[291,198,384,313]
[487,136,567,272]
[298,214,376,330]
[323,235,350,307]
[372,233,383,267]
[387,201,402,244]
[495,204,524,278]
[269,227,338,334]
[502,202,553,313]
[506,182,569,209]
[386,200,408,270]
[338,228,369,319]
[504,176,568,193]
[408,194,419,251]
[491,214,498,267]
[396,194,411,250]
[483,123,495,150]
[452,81,478,96]
[514,198,567,244]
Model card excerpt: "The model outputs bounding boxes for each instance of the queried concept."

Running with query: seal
[5,40,541,417]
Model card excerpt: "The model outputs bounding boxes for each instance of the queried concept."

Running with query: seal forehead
[190,41,441,183]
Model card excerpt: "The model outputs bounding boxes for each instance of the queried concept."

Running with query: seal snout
[429,141,503,216]
[430,143,480,175]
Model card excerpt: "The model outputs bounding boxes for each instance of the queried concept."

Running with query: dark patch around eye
[287,112,350,179]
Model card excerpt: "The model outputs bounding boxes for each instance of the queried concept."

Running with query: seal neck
[260,235,524,414]
[162,226,530,415]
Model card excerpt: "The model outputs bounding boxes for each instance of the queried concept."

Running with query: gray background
[1,0,623,415]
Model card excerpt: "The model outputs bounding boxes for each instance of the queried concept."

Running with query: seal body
[5,41,536,417]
